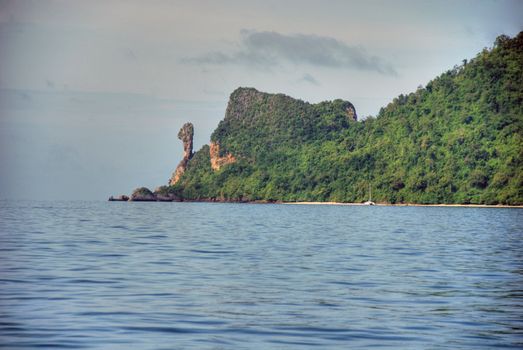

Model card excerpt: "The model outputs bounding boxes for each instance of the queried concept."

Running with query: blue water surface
[0,201,522,349]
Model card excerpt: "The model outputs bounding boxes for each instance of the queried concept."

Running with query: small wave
[137,235,168,239]
[109,225,128,229]
[67,279,119,284]
[77,311,137,317]
[121,326,204,334]
[190,249,235,254]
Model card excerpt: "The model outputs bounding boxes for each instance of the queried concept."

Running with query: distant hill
[169,32,523,205]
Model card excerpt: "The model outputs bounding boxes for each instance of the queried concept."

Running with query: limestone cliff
[169,122,194,185]
[209,141,236,171]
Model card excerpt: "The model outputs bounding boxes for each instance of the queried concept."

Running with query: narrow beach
[284,202,523,208]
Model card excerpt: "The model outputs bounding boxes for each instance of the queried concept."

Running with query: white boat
[363,182,375,205]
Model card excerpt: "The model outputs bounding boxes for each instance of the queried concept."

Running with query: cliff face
[209,141,236,171]
[169,122,194,185]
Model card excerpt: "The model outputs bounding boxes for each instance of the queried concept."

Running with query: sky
[0,0,522,200]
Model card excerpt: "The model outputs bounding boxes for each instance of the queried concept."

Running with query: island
[111,32,522,206]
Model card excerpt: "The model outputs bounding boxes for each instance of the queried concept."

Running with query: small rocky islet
[111,186,180,202]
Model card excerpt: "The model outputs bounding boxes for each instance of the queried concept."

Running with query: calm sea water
[0,200,522,349]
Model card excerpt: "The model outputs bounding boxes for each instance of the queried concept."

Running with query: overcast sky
[1,0,522,200]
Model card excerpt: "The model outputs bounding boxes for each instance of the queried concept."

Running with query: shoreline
[283,201,523,208]
[108,196,523,208]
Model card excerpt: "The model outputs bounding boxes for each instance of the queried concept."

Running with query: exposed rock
[169,123,194,185]
[210,141,236,171]
[108,195,129,201]
[154,186,180,202]
[130,187,156,201]
[346,104,357,121]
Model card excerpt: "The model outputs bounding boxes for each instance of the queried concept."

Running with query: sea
[0,200,522,349]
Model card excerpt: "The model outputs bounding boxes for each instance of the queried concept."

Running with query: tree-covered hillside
[171,32,523,205]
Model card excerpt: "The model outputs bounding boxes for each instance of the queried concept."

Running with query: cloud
[182,30,397,76]
[300,73,320,86]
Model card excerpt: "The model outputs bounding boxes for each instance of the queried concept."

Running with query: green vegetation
[171,33,523,205]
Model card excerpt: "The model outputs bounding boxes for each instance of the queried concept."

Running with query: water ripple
[0,200,522,349]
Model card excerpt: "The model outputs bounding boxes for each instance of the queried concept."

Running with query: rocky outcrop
[108,195,129,201]
[111,187,180,202]
[210,141,236,171]
[169,123,194,185]
[154,186,180,202]
[130,187,156,201]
